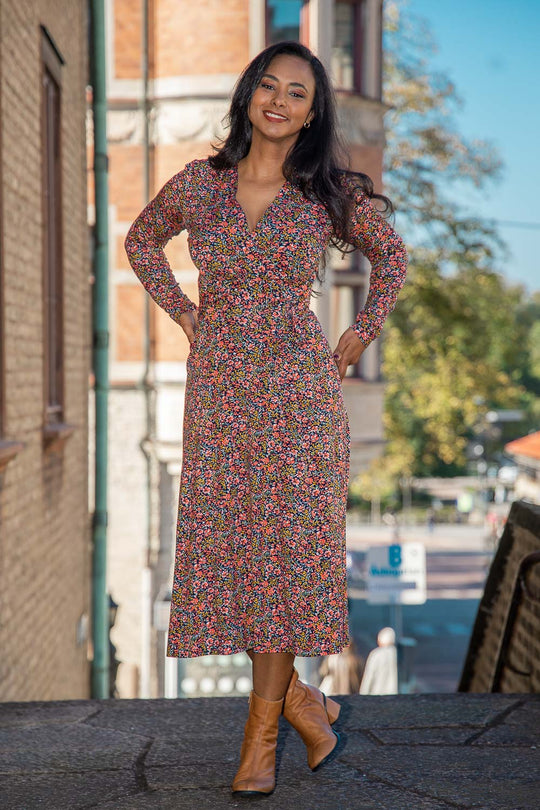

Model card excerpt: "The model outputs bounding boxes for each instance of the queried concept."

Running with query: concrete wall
[0,0,91,699]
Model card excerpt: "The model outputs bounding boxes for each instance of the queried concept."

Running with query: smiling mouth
[263,110,288,122]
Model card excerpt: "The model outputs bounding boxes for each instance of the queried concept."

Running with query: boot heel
[284,668,344,770]
[324,695,340,724]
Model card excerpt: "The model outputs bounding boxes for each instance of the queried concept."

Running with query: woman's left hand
[332,328,367,380]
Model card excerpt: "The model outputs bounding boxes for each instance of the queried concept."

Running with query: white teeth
[265,112,287,120]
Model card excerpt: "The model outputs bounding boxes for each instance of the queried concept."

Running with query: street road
[346,520,494,692]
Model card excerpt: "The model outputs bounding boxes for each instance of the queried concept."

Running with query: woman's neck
[239,134,293,183]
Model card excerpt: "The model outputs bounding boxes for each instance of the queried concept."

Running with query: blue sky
[398,0,540,292]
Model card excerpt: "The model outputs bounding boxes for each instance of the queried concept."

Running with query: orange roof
[505,431,540,461]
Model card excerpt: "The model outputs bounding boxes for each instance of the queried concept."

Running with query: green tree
[352,2,539,493]
[382,258,527,477]
[514,291,540,394]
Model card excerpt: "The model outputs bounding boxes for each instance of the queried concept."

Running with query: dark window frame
[334,0,382,100]
[41,27,65,427]
[333,0,363,94]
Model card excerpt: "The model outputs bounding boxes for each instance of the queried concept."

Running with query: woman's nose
[272,89,287,107]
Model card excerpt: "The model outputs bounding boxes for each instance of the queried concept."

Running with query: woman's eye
[290,92,305,99]
[261,82,274,90]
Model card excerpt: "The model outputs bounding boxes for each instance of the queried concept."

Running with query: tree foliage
[383,0,503,262]
[382,258,529,477]
[353,2,539,491]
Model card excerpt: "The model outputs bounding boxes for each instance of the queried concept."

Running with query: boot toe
[232,779,275,796]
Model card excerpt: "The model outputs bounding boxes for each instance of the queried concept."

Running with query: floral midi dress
[125,158,407,658]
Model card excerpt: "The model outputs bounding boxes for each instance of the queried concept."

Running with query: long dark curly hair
[208,41,393,274]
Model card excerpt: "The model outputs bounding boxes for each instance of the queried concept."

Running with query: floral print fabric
[125,158,407,657]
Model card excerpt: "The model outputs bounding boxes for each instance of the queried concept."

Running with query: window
[266,0,309,46]
[41,29,64,425]
[332,1,357,90]
[332,0,382,99]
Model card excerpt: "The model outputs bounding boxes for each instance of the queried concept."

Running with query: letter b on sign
[389,545,402,567]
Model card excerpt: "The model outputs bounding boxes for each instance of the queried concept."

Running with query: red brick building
[0,0,91,700]
[104,0,388,697]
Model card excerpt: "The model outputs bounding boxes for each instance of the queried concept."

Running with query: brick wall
[0,0,91,700]
[112,0,250,82]
[153,0,250,77]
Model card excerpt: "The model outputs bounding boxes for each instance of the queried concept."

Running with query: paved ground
[344,521,494,693]
[1,694,539,809]
[345,520,490,554]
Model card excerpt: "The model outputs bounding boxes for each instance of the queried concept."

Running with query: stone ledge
[0,694,538,810]
[42,422,76,453]
[0,440,25,472]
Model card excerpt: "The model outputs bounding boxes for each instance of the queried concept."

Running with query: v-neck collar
[230,164,288,235]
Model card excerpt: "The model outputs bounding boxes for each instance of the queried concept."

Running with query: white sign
[367,543,426,605]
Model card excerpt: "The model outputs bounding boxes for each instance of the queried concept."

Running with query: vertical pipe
[140,0,153,699]
[90,0,110,699]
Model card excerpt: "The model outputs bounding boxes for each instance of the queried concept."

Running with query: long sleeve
[345,183,408,347]
[124,169,197,324]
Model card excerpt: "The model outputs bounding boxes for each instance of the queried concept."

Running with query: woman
[125,41,407,797]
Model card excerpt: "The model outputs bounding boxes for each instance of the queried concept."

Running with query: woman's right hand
[179,308,199,345]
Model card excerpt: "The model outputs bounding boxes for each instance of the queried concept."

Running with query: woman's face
[248,54,316,144]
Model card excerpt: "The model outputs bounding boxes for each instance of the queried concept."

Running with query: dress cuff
[350,321,373,348]
[171,297,197,324]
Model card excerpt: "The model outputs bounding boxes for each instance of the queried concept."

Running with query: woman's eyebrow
[261,73,308,92]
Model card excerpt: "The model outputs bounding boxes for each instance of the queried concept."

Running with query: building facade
[505,432,540,505]
[0,0,91,700]
[105,0,387,697]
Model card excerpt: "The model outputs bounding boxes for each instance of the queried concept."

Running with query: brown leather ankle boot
[231,690,284,796]
[283,668,341,770]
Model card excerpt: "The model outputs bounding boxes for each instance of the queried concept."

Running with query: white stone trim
[108,74,238,102]
[309,0,334,69]
[110,361,187,384]
[151,74,237,99]
[107,98,231,145]
[153,98,230,144]
[154,362,189,383]
[249,0,266,57]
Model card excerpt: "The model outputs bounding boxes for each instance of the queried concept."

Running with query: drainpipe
[90,0,110,699]
[139,0,154,699]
